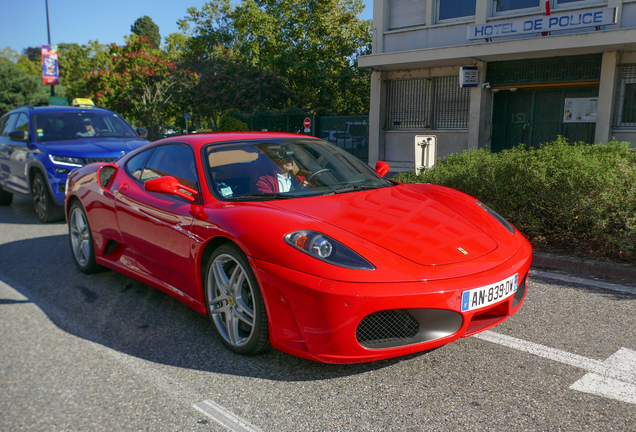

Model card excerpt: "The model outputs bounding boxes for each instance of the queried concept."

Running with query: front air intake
[356,309,463,349]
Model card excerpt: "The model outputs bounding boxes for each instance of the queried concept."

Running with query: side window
[14,114,30,139]
[141,144,198,189]
[125,148,154,180]
[494,0,540,13]
[1,114,17,136]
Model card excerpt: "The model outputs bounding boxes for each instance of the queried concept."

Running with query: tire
[0,185,12,206]
[31,172,64,223]
[204,243,270,355]
[68,201,103,274]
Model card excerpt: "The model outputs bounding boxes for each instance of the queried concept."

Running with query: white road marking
[194,400,265,432]
[529,269,636,295]
[475,331,636,405]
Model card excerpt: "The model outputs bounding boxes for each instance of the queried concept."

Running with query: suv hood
[268,185,498,266]
[38,137,148,157]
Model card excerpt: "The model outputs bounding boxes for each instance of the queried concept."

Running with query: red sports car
[65,132,532,364]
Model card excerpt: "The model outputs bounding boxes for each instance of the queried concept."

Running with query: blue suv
[0,104,149,222]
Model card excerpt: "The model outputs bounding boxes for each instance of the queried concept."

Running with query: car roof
[153,132,321,151]
[3,105,116,116]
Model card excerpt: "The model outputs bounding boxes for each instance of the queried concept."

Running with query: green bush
[393,137,636,263]
[218,109,249,132]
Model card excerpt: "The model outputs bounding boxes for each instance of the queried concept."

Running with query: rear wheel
[68,201,102,274]
[204,243,270,355]
[31,172,64,223]
[0,185,12,206]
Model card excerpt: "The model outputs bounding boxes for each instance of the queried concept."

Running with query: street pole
[258,35,267,131]
[45,0,54,97]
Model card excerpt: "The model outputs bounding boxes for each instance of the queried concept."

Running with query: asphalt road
[1,196,635,431]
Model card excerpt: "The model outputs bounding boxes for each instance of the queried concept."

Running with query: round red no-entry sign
[303,117,311,129]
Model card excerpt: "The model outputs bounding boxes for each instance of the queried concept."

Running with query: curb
[532,251,636,282]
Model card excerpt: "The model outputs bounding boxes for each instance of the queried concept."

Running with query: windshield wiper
[227,193,296,201]
[321,184,379,196]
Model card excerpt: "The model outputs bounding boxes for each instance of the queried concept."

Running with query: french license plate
[461,273,518,312]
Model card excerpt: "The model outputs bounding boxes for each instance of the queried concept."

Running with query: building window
[494,0,540,13]
[386,78,431,129]
[614,64,636,128]
[386,76,470,130]
[438,0,476,21]
[389,0,427,30]
[433,77,471,128]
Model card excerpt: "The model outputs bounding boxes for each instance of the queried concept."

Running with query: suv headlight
[49,155,84,167]
[285,230,375,270]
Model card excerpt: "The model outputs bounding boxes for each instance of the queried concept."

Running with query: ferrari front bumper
[252,241,532,364]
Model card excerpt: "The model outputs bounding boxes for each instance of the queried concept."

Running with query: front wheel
[31,172,64,223]
[68,201,103,274]
[204,243,270,356]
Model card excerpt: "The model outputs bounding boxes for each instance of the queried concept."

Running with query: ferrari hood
[38,138,148,157]
[268,185,498,266]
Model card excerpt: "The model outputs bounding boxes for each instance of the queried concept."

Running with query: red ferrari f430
[65,132,532,364]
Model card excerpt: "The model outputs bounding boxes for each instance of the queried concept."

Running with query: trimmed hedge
[393,137,636,264]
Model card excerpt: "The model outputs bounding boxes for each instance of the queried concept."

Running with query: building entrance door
[491,86,598,152]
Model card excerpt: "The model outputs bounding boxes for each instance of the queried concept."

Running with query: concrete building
[358,0,636,171]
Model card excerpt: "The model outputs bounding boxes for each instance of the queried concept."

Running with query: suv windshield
[32,111,137,142]
[205,138,393,200]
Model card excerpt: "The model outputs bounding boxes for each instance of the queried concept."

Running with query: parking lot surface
[1,196,634,431]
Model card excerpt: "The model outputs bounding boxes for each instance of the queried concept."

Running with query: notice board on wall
[563,98,598,123]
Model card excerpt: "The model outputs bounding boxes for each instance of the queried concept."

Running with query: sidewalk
[532,251,636,284]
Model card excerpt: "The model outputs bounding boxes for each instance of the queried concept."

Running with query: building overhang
[358,28,636,71]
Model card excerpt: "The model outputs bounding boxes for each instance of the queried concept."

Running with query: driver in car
[256,148,309,193]
[76,118,97,137]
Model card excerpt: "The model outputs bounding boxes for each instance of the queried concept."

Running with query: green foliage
[0,59,49,115]
[218,109,249,131]
[84,36,198,139]
[394,137,636,263]
[177,0,372,114]
[131,16,161,49]
[57,41,109,100]
[181,44,294,129]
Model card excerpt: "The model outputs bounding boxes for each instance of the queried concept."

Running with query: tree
[57,41,109,100]
[0,59,49,115]
[177,0,372,114]
[131,16,161,49]
[84,36,197,139]
[183,45,295,130]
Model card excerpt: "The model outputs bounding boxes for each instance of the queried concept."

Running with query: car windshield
[32,111,137,142]
[205,138,393,200]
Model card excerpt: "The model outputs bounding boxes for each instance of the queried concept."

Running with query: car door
[114,143,201,298]
[0,113,30,194]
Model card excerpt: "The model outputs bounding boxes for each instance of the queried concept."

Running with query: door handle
[119,183,129,192]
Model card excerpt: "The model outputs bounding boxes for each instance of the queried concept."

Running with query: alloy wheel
[207,253,256,347]
[70,206,91,267]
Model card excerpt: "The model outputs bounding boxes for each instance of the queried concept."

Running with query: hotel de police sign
[468,7,617,40]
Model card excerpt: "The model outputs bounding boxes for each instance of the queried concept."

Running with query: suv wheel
[31,172,64,223]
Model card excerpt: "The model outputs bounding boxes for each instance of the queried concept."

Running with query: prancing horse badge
[458,247,469,255]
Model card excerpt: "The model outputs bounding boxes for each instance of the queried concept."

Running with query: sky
[1,0,373,54]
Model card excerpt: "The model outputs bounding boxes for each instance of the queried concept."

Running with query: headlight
[477,201,515,234]
[285,230,375,270]
[49,155,84,167]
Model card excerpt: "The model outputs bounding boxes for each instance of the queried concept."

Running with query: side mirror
[8,130,27,142]
[145,176,198,202]
[375,161,390,178]
[136,127,148,139]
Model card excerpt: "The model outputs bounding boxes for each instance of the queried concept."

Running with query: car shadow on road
[0,195,66,225]
[0,234,425,381]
